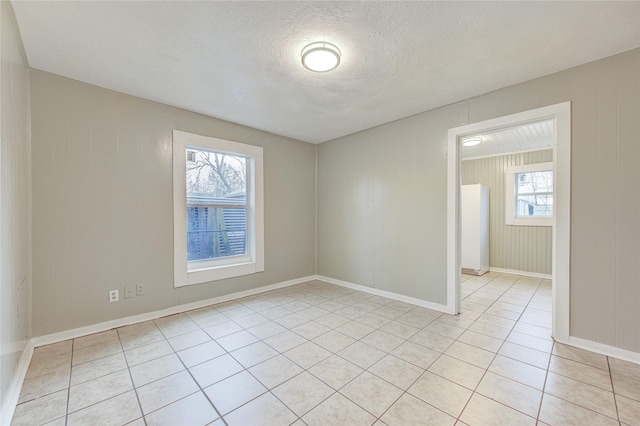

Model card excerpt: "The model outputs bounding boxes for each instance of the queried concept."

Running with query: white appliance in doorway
[461,184,489,275]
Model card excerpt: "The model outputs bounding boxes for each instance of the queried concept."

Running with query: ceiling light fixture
[301,41,341,72]
[462,137,482,147]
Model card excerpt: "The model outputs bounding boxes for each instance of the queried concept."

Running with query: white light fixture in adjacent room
[301,41,341,72]
[462,137,482,147]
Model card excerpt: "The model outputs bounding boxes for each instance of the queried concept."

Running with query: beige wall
[30,71,317,336]
[318,48,640,353]
[0,0,32,416]
[462,150,553,275]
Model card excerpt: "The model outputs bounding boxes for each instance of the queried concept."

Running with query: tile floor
[11,273,640,425]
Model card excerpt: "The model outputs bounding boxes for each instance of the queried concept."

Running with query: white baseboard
[489,267,552,280]
[1,340,34,425]
[3,275,314,425]
[567,336,640,365]
[32,275,315,348]
[316,275,452,314]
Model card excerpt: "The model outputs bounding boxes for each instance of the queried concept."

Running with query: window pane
[516,194,553,217]
[516,170,553,194]
[186,148,248,261]
[186,149,246,202]
[187,207,247,261]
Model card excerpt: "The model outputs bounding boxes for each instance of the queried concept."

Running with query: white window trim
[173,130,264,287]
[505,162,553,227]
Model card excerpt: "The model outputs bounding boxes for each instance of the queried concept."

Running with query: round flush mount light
[462,137,482,147]
[301,41,341,72]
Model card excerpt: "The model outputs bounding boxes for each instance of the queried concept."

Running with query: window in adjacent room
[173,130,264,287]
[505,162,553,227]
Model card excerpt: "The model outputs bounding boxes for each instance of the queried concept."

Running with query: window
[505,162,553,227]
[173,130,263,287]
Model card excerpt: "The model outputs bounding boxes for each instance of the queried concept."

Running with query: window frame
[173,130,264,287]
[505,162,553,227]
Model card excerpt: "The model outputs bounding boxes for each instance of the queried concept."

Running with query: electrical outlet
[124,286,135,299]
[109,289,119,302]
[136,284,144,296]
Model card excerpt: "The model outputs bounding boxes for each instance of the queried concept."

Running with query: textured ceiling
[461,120,553,160]
[11,1,640,144]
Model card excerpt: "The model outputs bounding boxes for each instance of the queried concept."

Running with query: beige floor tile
[369,354,424,390]
[249,354,304,389]
[445,341,495,369]
[11,389,68,426]
[191,312,229,329]
[260,306,295,320]
[232,312,269,329]
[613,373,640,401]
[18,367,70,404]
[136,371,199,414]
[354,312,392,329]
[423,322,466,340]
[396,312,438,328]
[118,328,165,351]
[476,371,542,417]
[335,321,375,340]
[166,329,211,352]
[222,305,255,320]
[116,320,159,340]
[73,330,120,351]
[317,312,352,328]
[224,392,297,426]
[31,341,72,361]
[484,306,522,321]
[428,355,485,390]
[41,416,66,426]
[216,330,259,352]
[70,352,126,386]
[460,393,536,426]
[291,321,331,340]
[457,330,503,353]
[145,391,218,426]
[498,342,550,369]
[189,354,244,388]
[334,305,367,320]
[610,357,640,381]
[284,341,331,369]
[204,371,267,415]
[434,313,476,329]
[155,316,200,339]
[374,305,405,320]
[512,322,552,340]
[549,355,613,391]
[230,341,279,368]
[340,371,403,417]
[308,355,363,390]
[263,330,307,352]
[544,372,618,419]
[247,320,286,339]
[507,331,553,353]
[130,353,184,387]
[410,330,455,352]
[489,355,546,390]
[272,371,334,417]
[67,369,133,413]
[381,392,455,426]
[25,352,72,379]
[203,320,244,339]
[275,312,310,329]
[467,321,511,340]
[538,393,618,426]
[125,340,173,367]
[176,340,225,368]
[338,341,386,369]
[302,392,376,426]
[71,340,122,366]
[360,330,405,353]
[313,330,356,353]
[379,321,420,339]
[617,394,640,425]
[408,372,472,417]
[391,342,440,369]
[552,342,609,370]
[67,390,141,426]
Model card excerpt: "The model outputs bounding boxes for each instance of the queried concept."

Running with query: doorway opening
[447,102,571,343]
